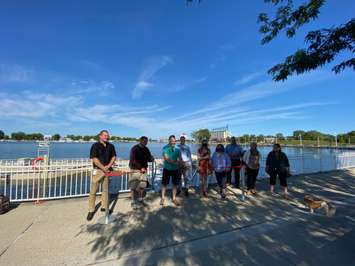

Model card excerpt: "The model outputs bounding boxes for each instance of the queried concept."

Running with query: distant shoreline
[1,139,354,149]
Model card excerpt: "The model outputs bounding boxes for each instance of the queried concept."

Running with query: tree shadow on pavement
[81,169,355,265]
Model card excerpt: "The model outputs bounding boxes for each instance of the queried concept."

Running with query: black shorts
[269,170,287,187]
[162,168,180,186]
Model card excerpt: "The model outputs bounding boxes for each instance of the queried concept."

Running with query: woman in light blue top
[211,144,231,199]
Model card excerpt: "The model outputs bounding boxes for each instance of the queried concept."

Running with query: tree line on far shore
[0,130,139,142]
[192,129,355,145]
[1,129,355,145]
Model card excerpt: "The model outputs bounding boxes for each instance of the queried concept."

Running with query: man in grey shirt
[225,137,244,188]
[177,135,193,197]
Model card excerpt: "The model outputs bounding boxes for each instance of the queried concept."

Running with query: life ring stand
[32,157,44,171]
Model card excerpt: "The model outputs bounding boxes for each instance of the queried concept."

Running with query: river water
[0,141,345,160]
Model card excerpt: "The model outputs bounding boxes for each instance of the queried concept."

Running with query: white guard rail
[1,152,355,202]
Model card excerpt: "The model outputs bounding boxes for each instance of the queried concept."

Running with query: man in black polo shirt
[87,130,117,221]
[129,136,154,208]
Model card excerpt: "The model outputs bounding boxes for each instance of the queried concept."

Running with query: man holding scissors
[129,136,154,209]
[87,130,117,221]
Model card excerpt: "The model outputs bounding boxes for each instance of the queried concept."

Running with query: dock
[1,169,355,265]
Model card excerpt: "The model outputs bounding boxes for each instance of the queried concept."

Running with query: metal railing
[152,152,355,190]
[1,152,355,202]
[0,159,156,202]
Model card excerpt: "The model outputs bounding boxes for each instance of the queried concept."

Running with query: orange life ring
[32,157,44,170]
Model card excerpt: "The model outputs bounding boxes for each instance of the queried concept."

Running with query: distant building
[210,126,232,142]
[264,137,276,144]
[44,135,52,141]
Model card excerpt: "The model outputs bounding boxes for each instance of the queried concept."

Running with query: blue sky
[0,0,354,138]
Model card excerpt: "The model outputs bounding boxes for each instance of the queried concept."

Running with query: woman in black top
[265,143,290,197]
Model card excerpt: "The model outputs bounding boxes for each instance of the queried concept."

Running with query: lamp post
[299,134,303,147]
[317,136,320,147]
[335,133,338,148]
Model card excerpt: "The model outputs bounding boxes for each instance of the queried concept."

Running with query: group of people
[86,130,291,221]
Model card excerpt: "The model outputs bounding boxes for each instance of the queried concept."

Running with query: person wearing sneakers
[129,136,154,209]
[211,144,231,199]
[197,138,212,198]
[161,135,182,206]
[87,130,117,221]
[225,136,244,188]
[265,143,290,198]
[177,134,193,197]
[243,142,261,195]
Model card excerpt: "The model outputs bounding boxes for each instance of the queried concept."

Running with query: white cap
[180,134,188,139]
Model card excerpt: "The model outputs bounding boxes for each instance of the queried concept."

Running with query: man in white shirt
[177,135,193,197]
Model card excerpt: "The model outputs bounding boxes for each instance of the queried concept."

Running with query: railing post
[36,164,41,204]
[151,161,155,191]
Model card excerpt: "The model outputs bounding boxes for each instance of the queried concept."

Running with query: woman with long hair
[197,138,212,198]
[242,142,260,195]
[211,144,231,199]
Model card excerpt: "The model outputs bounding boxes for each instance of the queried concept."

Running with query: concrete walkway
[1,169,355,266]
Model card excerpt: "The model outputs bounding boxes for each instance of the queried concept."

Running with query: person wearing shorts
[161,135,181,206]
[129,136,154,208]
[266,143,290,198]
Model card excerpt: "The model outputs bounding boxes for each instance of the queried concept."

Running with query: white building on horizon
[210,126,232,142]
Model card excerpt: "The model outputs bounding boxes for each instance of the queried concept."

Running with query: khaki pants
[88,169,109,212]
[129,172,148,190]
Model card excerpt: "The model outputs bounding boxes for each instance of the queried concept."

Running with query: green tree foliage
[0,130,5,140]
[258,0,354,81]
[9,132,43,140]
[338,131,355,144]
[66,134,81,141]
[26,133,44,140]
[83,136,92,141]
[191,128,211,142]
[276,133,285,140]
[11,132,27,140]
[293,130,306,138]
[188,1,354,80]
[52,134,61,141]
[292,130,333,141]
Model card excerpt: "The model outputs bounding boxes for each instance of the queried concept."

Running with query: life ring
[32,157,44,170]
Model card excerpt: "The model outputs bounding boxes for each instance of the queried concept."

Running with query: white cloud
[174,70,332,121]
[0,90,170,134]
[220,44,236,51]
[132,81,154,98]
[166,76,208,93]
[234,71,263,86]
[155,102,331,133]
[77,60,103,72]
[194,77,208,83]
[0,63,337,137]
[0,64,32,83]
[132,55,173,99]
[0,92,82,119]
[70,80,115,96]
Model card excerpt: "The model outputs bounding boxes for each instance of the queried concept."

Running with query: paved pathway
[1,169,355,265]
